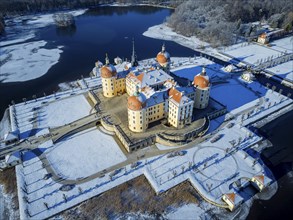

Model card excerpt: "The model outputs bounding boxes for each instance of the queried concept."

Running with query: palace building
[99,43,211,132]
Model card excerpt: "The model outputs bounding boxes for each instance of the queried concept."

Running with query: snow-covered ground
[143,23,293,84]
[270,36,293,52]
[266,60,293,82]
[13,89,90,139]
[15,122,267,220]
[0,9,87,83]
[2,55,290,219]
[4,65,289,219]
[39,94,91,128]
[46,127,126,180]
[143,23,214,53]
[223,43,282,66]
[166,204,204,219]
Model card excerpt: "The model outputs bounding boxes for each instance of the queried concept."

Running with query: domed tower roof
[127,89,145,111]
[156,43,170,65]
[193,67,210,89]
[100,54,117,78]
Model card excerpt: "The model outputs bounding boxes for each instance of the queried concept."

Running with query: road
[0,113,101,161]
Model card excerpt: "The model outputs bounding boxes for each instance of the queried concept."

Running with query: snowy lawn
[39,94,91,128]
[223,43,281,66]
[210,79,259,112]
[14,90,89,139]
[172,57,227,81]
[46,127,126,179]
[270,36,293,52]
[266,60,293,81]
[16,123,269,220]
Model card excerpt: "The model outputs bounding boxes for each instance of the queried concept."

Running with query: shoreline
[0,5,292,219]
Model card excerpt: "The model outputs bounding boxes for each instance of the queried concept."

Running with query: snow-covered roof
[175,86,194,96]
[5,151,21,164]
[224,64,237,73]
[129,69,173,89]
[144,89,166,108]
[4,132,19,142]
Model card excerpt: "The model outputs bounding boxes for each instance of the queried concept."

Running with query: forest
[166,0,293,46]
[0,0,184,34]
[0,0,292,44]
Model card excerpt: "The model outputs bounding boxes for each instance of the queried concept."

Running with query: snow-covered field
[270,36,293,52]
[166,204,204,219]
[47,127,126,179]
[0,9,87,83]
[4,56,291,219]
[15,122,267,220]
[39,94,91,128]
[223,43,281,66]
[14,90,90,139]
[266,60,293,81]
[211,79,259,112]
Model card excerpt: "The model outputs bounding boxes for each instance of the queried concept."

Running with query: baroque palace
[97,43,211,133]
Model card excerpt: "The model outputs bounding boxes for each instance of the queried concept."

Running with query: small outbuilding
[222,192,243,211]
[251,174,271,192]
[4,131,19,145]
[5,151,22,167]
[257,33,269,44]
[241,71,255,82]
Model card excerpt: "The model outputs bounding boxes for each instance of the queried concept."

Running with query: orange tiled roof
[101,66,117,78]
[255,175,264,184]
[259,33,267,38]
[226,193,235,203]
[136,72,144,82]
[128,95,145,111]
[194,75,209,89]
[168,87,182,103]
[157,53,168,64]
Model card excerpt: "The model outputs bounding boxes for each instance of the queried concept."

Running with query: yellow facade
[222,194,235,211]
[251,176,264,192]
[102,77,116,98]
[102,77,126,98]
[115,78,126,94]
[128,102,166,132]
[146,102,165,124]
[128,108,147,132]
[126,75,138,96]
